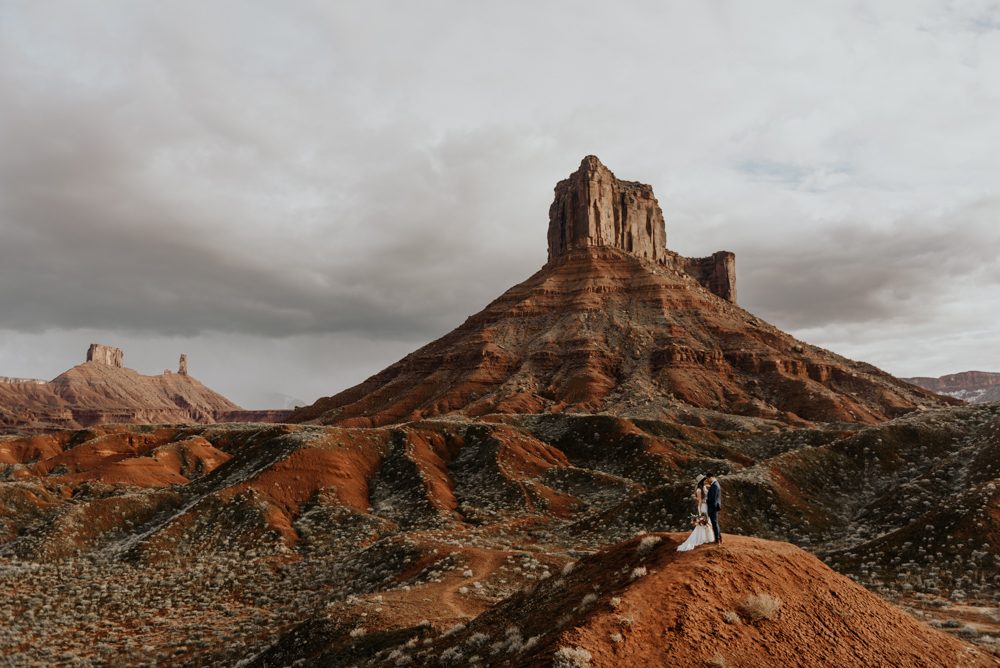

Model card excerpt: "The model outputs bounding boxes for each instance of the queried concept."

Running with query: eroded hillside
[2,403,1000,665]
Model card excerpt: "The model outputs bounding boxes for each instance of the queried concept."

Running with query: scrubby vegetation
[2,403,1000,665]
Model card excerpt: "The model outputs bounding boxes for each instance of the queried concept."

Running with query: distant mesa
[0,344,293,435]
[903,370,1000,403]
[0,376,47,385]
[288,156,957,430]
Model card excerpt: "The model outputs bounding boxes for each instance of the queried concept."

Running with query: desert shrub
[707,653,730,667]
[739,594,782,622]
[440,647,463,664]
[943,619,962,628]
[562,562,575,576]
[616,609,638,627]
[961,625,979,637]
[553,646,592,668]
[467,633,489,647]
[637,536,661,555]
[443,623,466,637]
[610,633,624,643]
[722,611,740,624]
[630,567,647,580]
[609,597,622,610]
[581,593,598,607]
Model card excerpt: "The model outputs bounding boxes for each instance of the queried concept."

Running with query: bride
[677,474,715,551]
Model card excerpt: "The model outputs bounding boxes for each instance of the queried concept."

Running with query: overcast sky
[1,1,998,408]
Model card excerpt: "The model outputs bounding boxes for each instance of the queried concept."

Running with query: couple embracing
[676,474,722,552]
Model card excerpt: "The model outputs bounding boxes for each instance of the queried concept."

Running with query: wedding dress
[676,500,715,552]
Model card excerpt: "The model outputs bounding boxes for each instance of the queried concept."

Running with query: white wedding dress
[676,499,715,552]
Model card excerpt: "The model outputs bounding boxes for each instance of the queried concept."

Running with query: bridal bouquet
[690,515,708,527]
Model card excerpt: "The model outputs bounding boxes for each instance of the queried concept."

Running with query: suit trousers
[708,507,721,543]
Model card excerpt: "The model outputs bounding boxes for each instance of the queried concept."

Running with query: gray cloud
[2,1,1000,404]
[737,199,1000,331]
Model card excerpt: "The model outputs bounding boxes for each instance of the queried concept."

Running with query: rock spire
[547,156,736,304]
[87,344,123,368]
[548,155,667,263]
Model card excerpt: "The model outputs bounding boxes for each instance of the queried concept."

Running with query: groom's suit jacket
[706,481,721,512]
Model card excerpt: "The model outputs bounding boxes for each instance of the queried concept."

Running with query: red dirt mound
[407,534,995,668]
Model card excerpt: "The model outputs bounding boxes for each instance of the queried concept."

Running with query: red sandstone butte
[289,157,956,430]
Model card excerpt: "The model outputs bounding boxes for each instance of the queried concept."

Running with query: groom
[706,475,722,544]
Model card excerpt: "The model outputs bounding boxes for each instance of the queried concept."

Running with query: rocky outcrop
[0,377,47,385]
[178,354,188,375]
[87,343,124,368]
[547,156,737,304]
[548,155,668,264]
[677,250,737,304]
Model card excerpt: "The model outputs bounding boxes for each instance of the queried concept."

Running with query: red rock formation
[289,159,955,430]
[548,156,669,264]
[548,156,736,303]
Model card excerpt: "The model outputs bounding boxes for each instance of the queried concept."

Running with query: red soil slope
[255,534,995,668]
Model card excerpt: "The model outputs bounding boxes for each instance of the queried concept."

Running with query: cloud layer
[1,1,999,406]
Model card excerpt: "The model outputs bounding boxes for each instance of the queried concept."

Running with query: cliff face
[548,155,668,264]
[547,156,737,304]
[87,343,124,368]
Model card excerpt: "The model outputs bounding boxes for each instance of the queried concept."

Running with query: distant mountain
[0,344,291,434]
[902,370,1000,402]
[289,156,956,430]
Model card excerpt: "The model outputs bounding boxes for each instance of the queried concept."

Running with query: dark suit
[706,480,722,543]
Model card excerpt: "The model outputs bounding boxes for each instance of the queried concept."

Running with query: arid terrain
[3,405,1000,666]
[1,157,997,667]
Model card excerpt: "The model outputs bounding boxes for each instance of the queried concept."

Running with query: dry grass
[553,646,592,668]
[739,594,783,622]
[637,535,661,555]
[706,653,730,667]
